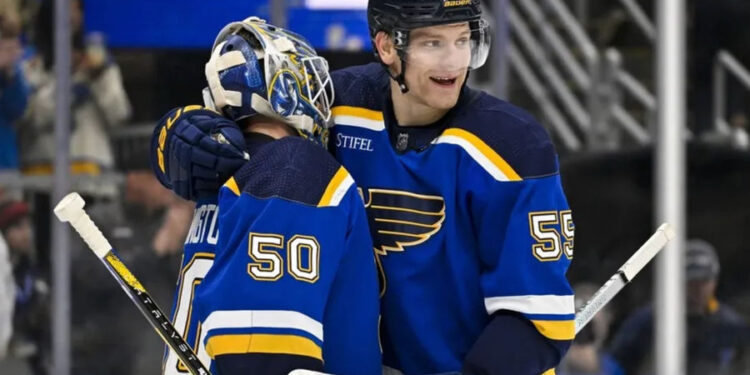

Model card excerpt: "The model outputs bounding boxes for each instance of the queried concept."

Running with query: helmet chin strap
[395,57,409,94]
[381,50,409,94]
[374,29,410,94]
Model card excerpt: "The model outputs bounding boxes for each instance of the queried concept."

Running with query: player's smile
[429,74,459,88]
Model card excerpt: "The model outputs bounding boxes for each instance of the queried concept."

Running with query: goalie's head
[204,17,334,147]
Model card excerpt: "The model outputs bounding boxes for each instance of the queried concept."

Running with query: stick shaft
[54,193,211,375]
[98,250,211,375]
[574,223,675,333]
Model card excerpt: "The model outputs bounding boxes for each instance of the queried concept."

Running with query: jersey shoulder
[331,63,389,111]
[225,137,353,207]
[446,92,559,179]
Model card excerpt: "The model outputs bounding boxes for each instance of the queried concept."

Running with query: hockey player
[152,18,381,375]
[153,1,576,373]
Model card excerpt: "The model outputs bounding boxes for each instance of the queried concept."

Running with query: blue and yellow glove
[150,105,247,201]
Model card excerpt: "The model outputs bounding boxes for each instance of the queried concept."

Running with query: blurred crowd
[0,0,131,183]
[0,0,748,374]
[0,1,192,373]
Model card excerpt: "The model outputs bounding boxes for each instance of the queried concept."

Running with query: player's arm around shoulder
[149,105,247,201]
[455,103,575,375]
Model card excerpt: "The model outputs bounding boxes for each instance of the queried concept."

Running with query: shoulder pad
[332,63,389,111]
[229,137,352,207]
[447,94,559,179]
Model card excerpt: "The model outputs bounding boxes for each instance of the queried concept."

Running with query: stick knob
[54,192,112,258]
[53,192,86,223]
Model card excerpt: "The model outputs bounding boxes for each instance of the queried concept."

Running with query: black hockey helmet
[367,0,490,92]
[368,0,483,39]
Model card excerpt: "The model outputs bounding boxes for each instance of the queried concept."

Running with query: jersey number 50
[529,210,574,261]
[248,232,320,283]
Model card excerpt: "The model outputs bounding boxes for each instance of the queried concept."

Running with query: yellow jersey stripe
[531,319,575,341]
[318,167,350,207]
[541,369,556,375]
[205,334,322,360]
[440,128,522,181]
[331,106,384,121]
[224,177,241,196]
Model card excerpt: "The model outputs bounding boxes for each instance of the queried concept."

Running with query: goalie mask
[204,17,334,147]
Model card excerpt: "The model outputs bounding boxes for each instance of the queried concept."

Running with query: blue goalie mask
[204,17,334,147]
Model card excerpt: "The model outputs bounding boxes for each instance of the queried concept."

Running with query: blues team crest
[359,188,446,255]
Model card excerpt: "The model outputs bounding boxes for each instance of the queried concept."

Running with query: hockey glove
[150,106,247,201]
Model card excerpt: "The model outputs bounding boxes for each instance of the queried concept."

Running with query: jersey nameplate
[185,204,219,246]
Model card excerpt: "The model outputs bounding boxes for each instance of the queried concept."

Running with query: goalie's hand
[150,106,247,201]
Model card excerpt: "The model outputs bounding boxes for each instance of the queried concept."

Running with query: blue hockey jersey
[330,63,575,375]
[163,197,219,375]
[191,137,381,375]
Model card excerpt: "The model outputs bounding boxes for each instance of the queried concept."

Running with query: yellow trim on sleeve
[317,166,349,207]
[205,334,322,360]
[531,319,575,341]
[331,106,384,121]
[541,368,556,375]
[443,128,522,181]
[182,105,204,113]
[224,177,241,196]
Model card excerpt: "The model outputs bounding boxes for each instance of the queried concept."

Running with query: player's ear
[375,31,397,65]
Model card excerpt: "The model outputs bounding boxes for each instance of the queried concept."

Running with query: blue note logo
[359,188,445,297]
[360,188,445,255]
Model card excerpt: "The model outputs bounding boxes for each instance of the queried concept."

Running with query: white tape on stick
[53,192,112,258]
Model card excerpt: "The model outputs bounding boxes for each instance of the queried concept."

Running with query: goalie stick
[54,192,212,375]
[574,223,675,334]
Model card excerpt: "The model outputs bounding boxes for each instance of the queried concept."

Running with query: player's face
[402,22,472,110]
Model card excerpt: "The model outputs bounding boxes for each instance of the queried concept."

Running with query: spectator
[609,239,750,375]
[0,199,48,375]
[0,7,30,171]
[558,283,623,375]
[124,170,194,257]
[20,0,131,198]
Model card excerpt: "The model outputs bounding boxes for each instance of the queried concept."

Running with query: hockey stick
[54,192,212,375]
[574,223,675,334]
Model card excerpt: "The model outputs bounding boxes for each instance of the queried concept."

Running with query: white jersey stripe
[334,115,386,131]
[329,174,354,207]
[200,310,323,340]
[434,135,514,182]
[484,295,575,316]
[197,310,324,366]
